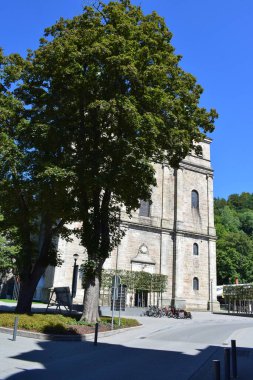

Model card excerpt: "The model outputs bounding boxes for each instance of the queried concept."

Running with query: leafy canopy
[13,1,217,265]
[215,193,253,285]
[0,48,73,282]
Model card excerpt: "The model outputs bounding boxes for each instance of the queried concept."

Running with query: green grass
[0,299,46,304]
[0,313,140,334]
[0,313,77,334]
[69,316,140,328]
[100,316,140,328]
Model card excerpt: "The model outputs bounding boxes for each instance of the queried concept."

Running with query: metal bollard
[224,348,230,380]
[94,322,99,346]
[212,360,220,380]
[13,316,19,341]
[231,339,237,379]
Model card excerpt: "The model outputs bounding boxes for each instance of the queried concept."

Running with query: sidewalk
[191,341,253,380]
[190,319,253,379]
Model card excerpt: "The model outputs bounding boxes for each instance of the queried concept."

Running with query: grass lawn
[0,312,140,335]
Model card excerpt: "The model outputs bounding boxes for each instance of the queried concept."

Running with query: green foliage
[216,231,253,284]
[228,192,253,211]
[0,312,140,332]
[69,316,140,328]
[223,284,253,301]
[0,50,74,311]
[0,234,19,273]
[215,193,253,285]
[0,313,76,334]
[99,316,140,328]
[19,0,216,266]
[219,206,241,232]
[0,212,20,277]
[100,269,167,292]
[239,211,253,235]
[81,259,99,279]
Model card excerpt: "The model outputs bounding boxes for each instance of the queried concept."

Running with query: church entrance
[134,290,148,307]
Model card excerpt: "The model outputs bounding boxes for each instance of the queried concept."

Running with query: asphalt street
[0,311,253,380]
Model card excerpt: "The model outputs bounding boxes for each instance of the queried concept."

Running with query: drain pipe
[159,163,165,306]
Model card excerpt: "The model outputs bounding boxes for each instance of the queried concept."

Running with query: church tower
[169,138,217,310]
[103,137,218,310]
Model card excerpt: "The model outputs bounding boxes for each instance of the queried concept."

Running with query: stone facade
[42,138,218,311]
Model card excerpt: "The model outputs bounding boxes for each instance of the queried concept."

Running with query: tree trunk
[15,263,46,314]
[80,273,101,322]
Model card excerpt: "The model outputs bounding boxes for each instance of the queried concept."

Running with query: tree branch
[92,1,108,25]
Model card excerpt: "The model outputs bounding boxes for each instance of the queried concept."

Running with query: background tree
[228,192,253,211]
[0,50,74,312]
[0,220,20,285]
[215,193,253,284]
[2,1,217,320]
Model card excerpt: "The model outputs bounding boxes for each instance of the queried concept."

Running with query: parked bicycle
[143,305,192,319]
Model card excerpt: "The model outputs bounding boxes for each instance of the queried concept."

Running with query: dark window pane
[139,200,150,217]
[193,277,199,290]
[193,243,199,255]
[191,190,199,209]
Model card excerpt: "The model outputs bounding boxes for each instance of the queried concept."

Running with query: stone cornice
[125,221,217,240]
[173,229,217,241]
[179,161,214,176]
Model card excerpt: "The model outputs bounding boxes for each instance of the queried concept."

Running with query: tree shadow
[3,336,253,380]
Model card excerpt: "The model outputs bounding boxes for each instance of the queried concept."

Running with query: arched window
[193,243,199,256]
[139,200,151,217]
[193,277,199,290]
[191,190,199,209]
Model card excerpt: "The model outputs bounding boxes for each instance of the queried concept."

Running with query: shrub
[0,312,140,333]
[0,313,76,334]
[100,316,140,328]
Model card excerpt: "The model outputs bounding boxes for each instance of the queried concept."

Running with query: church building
[42,137,218,311]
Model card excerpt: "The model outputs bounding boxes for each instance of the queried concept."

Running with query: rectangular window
[139,200,150,217]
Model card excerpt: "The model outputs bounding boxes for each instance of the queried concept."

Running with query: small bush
[43,323,77,335]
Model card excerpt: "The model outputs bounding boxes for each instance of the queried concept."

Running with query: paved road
[1,312,253,380]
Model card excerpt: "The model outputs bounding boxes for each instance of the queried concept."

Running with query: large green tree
[0,50,73,312]
[1,1,217,320]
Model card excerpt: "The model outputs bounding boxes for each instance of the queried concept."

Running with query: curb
[0,324,142,341]
[213,312,253,318]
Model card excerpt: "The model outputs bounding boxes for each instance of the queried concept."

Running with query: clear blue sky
[1,0,252,199]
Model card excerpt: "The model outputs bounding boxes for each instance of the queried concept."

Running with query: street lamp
[71,254,79,299]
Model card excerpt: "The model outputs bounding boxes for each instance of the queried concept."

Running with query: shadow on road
[4,337,252,380]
